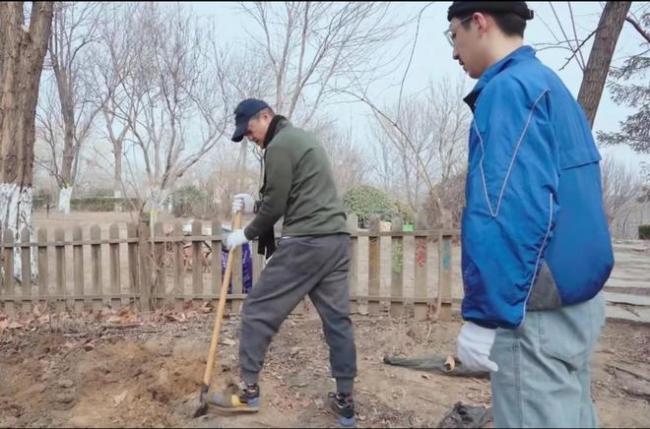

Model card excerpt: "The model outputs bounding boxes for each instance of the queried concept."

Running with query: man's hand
[232,193,255,214]
[456,321,499,372]
[225,229,247,250]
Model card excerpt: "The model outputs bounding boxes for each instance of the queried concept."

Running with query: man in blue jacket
[446,2,614,427]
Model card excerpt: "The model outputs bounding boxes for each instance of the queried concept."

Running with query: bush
[639,225,650,240]
[171,185,218,219]
[343,185,398,227]
[392,200,415,225]
[70,197,141,212]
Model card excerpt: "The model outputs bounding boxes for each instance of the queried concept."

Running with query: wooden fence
[0,215,459,320]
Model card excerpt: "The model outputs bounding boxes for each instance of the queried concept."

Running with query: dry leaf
[165,313,186,323]
[444,355,456,372]
[106,315,122,325]
[118,308,132,317]
[32,304,43,317]
[8,321,23,330]
[200,302,213,313]
[220,338,236,346]
[113,391,128,406]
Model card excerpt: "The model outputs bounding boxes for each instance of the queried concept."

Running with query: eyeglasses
[443,15,473,46]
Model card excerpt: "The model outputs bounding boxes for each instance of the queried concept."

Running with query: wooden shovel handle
[202,210,243,385]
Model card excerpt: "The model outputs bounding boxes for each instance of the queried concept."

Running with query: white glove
[232,193,255,214]
[225,229,248,250]
[456,321,499,373]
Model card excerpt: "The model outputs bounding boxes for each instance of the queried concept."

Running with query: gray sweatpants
[239,234,357,393]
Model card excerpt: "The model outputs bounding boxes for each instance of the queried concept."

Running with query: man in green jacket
[213,98,357,427]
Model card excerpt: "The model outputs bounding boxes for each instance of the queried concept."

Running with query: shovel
[193,209,243,418]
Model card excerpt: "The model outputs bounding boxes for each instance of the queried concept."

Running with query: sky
[58,1,649,192]
[183,1,649,176]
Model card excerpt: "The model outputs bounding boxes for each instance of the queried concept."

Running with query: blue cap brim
[231,121,247,142]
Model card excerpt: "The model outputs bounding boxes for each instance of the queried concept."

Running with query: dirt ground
[1,306,649,428]
[11,210,647,427]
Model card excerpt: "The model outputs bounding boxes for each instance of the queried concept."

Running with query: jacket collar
[263,115,290,149]
[463,45,536,110]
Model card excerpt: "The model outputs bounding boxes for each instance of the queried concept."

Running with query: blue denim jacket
[461,46,614,329]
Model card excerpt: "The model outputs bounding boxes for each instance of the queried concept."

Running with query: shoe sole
[329,402,356,427]
[337,416,357,427]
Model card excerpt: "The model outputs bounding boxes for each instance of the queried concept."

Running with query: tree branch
[626,15,650,44]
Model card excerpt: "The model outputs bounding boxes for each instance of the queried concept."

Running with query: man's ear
[472,12,490,36]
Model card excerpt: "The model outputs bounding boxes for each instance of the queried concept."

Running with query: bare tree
[577,1,631,127]
[600,153,642,224]
[118,4,230,224]
[534,2,632,128]
[359,77,470,227]
[91,2,142,209]
[598,10,649,154]
[35,2,104,214]
[0,2,54,279]
[238,2,402,126]
[311,121,370,195]
[212,44,275,191]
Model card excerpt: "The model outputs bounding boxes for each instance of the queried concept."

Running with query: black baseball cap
[447,1,534,22]
[231,98,270,142]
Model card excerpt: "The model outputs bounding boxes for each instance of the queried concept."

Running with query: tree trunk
[577,1,631,128]
[57,185,72,214]
[0,2,54,280]
[51,9,78,214]
[113,142,122,211]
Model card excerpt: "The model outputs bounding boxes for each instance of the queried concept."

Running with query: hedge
[640,225,650,240]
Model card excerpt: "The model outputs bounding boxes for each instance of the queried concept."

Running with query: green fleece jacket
[243,123,348,239]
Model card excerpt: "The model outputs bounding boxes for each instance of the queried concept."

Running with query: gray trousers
[490,292,606,428]
[239,234,357,393]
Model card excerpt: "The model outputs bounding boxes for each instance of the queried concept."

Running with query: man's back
[273,126,348,236]
[244,123,349,239]
[496,53,614,303]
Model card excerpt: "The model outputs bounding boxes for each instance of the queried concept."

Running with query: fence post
[21,227,32,313]
[437,233,453,320]
[37,229,49,308]
[3,232,15,316]
[192,220,203,303]
[127,223,140,309]
[153,222,166,308]
[390,217,404,318]
[173,222,185,310]
[211,219,222,299]
[414,233,428,320]
[138,219,152,311]
[73,226,85,312]
[90,225,103,309]
[368,214,381,315]
[109,224,121,307]
[347,214,359,314]
[55,228,66,313]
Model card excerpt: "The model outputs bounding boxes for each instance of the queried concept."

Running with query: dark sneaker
[209,383,260,413]
[328,392,356,427]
